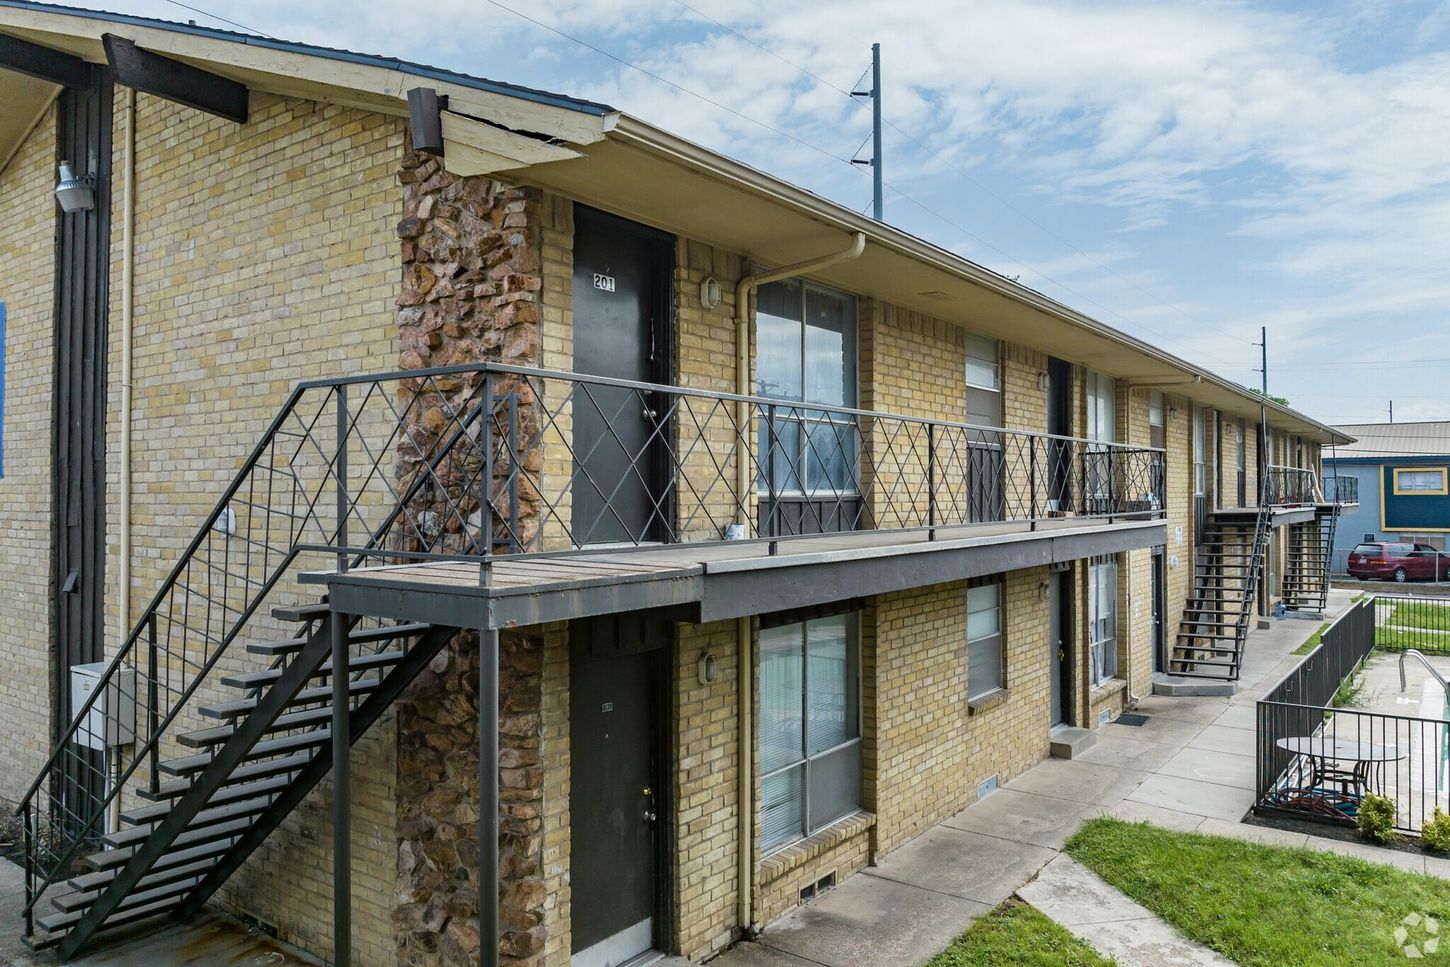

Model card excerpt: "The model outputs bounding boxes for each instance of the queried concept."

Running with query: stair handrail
[14,369,495,931]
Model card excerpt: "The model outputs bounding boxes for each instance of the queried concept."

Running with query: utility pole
[851,44,884,221]
[1390,400,1395,423]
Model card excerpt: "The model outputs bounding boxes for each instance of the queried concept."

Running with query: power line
[667,0,1249,350]
[487,0,1246,371]
[161,0,271,36]
[481,0,854,166]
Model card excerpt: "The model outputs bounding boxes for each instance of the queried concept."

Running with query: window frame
[1393,467,1448,496]
[966,576,1006,701]
[964,333,1003,432]
[1148,391,1165,451]
[1192,408,1207,497]
[755,279,860,496]
[1089,555,1120,686]
[757,612,863,855]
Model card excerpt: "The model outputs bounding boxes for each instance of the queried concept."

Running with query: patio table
[1275,735,1406,799]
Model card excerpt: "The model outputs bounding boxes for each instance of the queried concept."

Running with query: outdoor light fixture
[698,652,721,686]
[1039,581,1050,601]
[54,161,95,213]
[700,276,722,310]
[1037,372,1049,391]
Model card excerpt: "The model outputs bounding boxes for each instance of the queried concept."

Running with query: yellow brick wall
[675,619,740,959]
[103,91,404,964]
[0,103,57,806]
[675,240,744,541]
[871,569,1051,854]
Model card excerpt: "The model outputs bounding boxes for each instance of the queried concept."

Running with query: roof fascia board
[0,3,615,143]
[608,115,1346,444]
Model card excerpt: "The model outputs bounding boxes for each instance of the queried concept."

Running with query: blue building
[1327,421,1450,572]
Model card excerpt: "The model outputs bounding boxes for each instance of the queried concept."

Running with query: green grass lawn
[1292,621,1330,655]
[1067,818,1450,966]
[1388,600,1450,633]
[924,898,1115,967]
[1376,625,1450,654]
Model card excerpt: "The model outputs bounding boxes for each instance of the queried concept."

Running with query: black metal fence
[1374,594,1450,655]
[1264,464,1318,506]
[1324,474,1358,505]
[1256,597,1450,834]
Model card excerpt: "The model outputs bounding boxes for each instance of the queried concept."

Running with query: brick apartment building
[0,4,1355,965]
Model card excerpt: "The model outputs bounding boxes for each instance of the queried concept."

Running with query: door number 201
[593,273,616,292]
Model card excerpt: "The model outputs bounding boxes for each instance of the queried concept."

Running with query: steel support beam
[101,34,248,123]
[0,33,89,87]
[480,626,499,967]
[331,608,351,967]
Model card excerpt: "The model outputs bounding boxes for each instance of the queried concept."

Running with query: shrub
[1357,794,1399,844]
[1423,808,1450,852]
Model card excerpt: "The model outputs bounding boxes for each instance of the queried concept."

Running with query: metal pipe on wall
[730,231,864,937]
[111,85,136,837]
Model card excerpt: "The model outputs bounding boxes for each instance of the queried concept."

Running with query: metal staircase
[1282,505,1340,613]
[9,367,503,958]
[1167,502,1271,681]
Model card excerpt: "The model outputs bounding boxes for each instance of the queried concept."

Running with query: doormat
[1114,713,1151,727]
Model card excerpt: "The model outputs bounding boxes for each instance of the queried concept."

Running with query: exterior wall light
[1037,371,1049,391]
[700,276,722,310]
[55,161,96,213]
[698,652,721,686]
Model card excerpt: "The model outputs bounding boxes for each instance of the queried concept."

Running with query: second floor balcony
[292,363,1168,627]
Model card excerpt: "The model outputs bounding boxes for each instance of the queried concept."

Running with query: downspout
[732,231,865,936]
[112,87,136,836]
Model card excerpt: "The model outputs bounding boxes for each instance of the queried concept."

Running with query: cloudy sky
[86,0,1450,430]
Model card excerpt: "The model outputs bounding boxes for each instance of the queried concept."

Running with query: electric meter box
[69,663,136,750]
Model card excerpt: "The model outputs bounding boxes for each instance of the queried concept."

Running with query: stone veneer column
[391,147,550,966]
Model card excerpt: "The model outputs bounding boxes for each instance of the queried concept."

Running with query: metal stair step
[158,730,331,777]
[122,776,289,822]
[66,856,217,897]
[177,706,336,748]
[104,796,274,847]
[35,893,185,936]
[50,873,202,916]
[136,752,313,801]
[83,818,252,871]
[245,621,431,657]
[222,649,404,689]
[199,676,382,720]
[271,602,331,623]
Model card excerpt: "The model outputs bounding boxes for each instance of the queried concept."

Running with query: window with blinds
[965,333,1002,432]
[967,578,1005,699]
[1089,556,1119,685]
[756,279,858,494]
[758,613,862,853]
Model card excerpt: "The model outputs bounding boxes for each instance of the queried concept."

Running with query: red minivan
[1347,542,1450,582]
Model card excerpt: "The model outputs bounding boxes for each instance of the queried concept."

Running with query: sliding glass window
[756,280,858,495]
[758,613,862,853]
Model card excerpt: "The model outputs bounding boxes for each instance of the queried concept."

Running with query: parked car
[1347,542,1450,582]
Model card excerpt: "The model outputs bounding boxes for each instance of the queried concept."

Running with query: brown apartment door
[571,206,674,546]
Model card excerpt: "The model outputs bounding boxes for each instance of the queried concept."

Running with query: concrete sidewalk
[718,589,1447,966]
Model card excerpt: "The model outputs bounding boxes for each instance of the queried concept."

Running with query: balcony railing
[1324,474,1359,505]
[1264,464,1318,506]
[446,364,1168,565]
